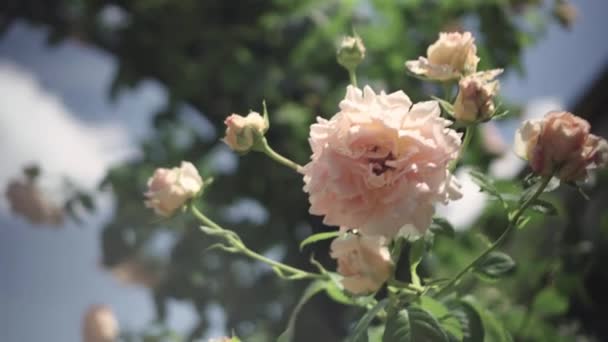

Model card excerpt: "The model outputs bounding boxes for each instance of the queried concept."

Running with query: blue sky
[1,2,608,341]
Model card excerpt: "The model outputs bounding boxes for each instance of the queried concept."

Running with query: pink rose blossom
[514,111,608,181]
[330,232,392,294]
[144,161,203,217]
[302,86,462,238]
[406,31,480,81]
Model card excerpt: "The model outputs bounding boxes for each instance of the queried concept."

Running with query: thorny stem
[437,175,553,296]
[190,204,324,280]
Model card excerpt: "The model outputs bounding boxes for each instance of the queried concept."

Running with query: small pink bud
[82,305,119,342]
[223,112,268,152]
[453,69,502,123]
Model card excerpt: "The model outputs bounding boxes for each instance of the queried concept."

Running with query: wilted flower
[5,179,64,225]
[82,305,119,342]
[453,69,503,123]
[337,34,366,71]
[330,232,392,294]
[144,161,203,217]
[406,31,480,81]
[514,111,608,181]
[223,112,268,153]
[302,85,462,238]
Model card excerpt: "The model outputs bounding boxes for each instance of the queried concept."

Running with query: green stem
[261,138,302,172]
[449,125,474,171]
[348,68,358,87]
[437,175,553,296]
[190,205,324,280]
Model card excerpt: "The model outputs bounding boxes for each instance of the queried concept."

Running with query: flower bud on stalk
[452,69,503,123]
[223,111,269,153]
[514,111,608,181]
[144,161,203,217]
[337,34,366,72]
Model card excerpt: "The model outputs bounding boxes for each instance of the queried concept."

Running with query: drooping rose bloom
[330,232,392,294]
[405,31,480,81]
[223,112,268,152]
[514,111,608,181]
[5,179,64,226]
[453,69,503,123]
[82,305,119,342]
[302,86,462,238]
[144,161,203,217]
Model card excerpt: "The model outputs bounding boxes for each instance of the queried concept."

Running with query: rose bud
[144,161,203,217]
[453,69,503,123]
[406,31,480,81]
[82,305,119,342]
[330,232,392,295]
[223,112,268,153]
[337,34,366,71]
[514,111,608,181]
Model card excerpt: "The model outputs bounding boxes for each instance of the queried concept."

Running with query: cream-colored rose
[223,112,268,152]
[302,85,462,238]
[330,232,392,295]
[406,31,480,81]
[82,305,119,342]
[144,161,203,217]
[5,179,64,226]
[514,111,608,181]
[453,69,503,123]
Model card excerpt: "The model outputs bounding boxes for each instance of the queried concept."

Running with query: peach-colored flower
[514,111,608,181]
[453,69,503,123]
[144,161,203,217]
[82,305,119,342]
[406,31,480,81]
[223,112,268,152]
[330,232,392,294]
[5,179,64,225]
[302,86,462,238]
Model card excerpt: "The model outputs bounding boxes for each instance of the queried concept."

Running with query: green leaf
[474,252,516,280]
[450,300,484,342]
[419,297,463,341]
[383,306,449,342]
[532,287,569,317]
[461,296,512,342]
[469,170,503,203]
[430,217,456,238]
[348,298,389,342]
[299,231,340,250]
[277,280,325,342]
[529,199,558,216]
[324,273,355,306]
[431,96,455,115]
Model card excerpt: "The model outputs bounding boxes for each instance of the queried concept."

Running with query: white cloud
[0,59,137,198]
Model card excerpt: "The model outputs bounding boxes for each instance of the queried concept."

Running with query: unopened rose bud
[406,31,480,81]
[5,178,64,226]
[554,1,578,29]
[144,161,203,217]
[453,69,503,123]
[337,34,366,71]
[82,305,119,342]
[329,232,392,295]
[514,111,608,181]
[223,112,268,153]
